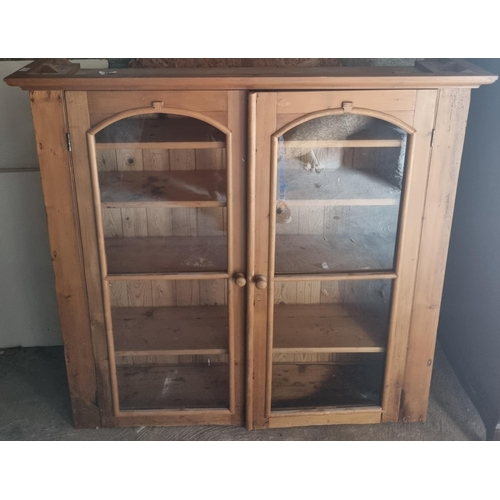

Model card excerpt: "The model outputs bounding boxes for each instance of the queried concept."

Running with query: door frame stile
[227,90,247,425]
[246,92,257,429]
[250,92,277,428]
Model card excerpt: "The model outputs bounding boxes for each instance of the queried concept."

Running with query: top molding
[4,59,498,91]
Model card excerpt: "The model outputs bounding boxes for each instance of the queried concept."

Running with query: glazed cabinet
[5,59,496,429]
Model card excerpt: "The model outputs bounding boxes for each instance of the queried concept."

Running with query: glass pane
[271,279,391,410]
[110,279,229,410]
[103,206,227,274]
[94,113,227,275]
[275,114,407,274]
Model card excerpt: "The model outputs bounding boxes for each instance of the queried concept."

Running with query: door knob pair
[234,273,267,289]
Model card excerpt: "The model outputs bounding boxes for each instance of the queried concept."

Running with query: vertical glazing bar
[265,136,279,418]
[381,133,416,413]
[87,133,120,416]
[226,130,235,414]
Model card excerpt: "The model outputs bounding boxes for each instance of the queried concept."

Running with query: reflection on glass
[275,114,407,274]
[93,113,228,275]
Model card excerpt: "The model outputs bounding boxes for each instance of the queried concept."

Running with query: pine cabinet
[5,59,496,429]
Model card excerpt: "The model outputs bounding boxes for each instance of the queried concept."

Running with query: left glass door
[88,110,233,412]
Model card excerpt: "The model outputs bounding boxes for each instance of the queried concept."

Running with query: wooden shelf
[96,117,226,150]
[99,170,226,208]
[284,139,402,148]
[271,360,384,409]
[273,304,387,353]
[105,236,227,275]
[117,364,229,410]
[279,167,400,206]
[113,306,228,356]
[275,234,395,274]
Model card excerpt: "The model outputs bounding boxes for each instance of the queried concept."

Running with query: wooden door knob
[254,275,267,289]
[234,273,247,287]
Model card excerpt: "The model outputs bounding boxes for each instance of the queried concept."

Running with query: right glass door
[246,86,443,431]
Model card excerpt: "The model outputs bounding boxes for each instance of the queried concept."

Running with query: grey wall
[438,59,500,423]
[0,61,61,347]
[0,170,61,346]
[0,60,107,348]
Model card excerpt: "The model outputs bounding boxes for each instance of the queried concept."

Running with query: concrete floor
[0,342,486,440]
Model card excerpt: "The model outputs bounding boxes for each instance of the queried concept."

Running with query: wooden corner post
[401,88,472,422]
[30,90,101,428]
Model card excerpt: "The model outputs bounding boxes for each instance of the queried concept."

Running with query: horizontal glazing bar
[274,272,397,281]
[105,272,229,281]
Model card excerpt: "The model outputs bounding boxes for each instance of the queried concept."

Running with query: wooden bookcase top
[4,59,497,91]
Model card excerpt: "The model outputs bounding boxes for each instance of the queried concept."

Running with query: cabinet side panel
[65,91,116,426]
[402,88,471,422]
[30,90,100,428]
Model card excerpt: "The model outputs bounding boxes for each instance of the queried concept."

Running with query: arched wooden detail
[87,104,231,137]
[272,106,416,140]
